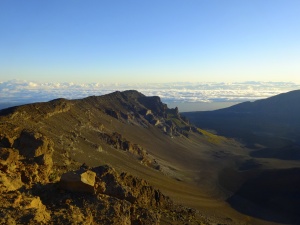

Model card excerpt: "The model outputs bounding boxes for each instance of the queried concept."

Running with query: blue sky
[0,0,299,83]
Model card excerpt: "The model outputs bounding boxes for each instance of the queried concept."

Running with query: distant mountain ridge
[183,89,300,150]
[219,89,300,115]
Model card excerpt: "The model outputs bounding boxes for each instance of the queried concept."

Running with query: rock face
[53,165,199,224]
[92,165,171,208]
[138,96,167,118]
[0,131,54,224]
[98,132,159,169]
[97,90,193,137]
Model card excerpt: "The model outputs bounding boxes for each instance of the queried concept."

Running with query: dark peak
[86,90,167,118]
[49,98,68,103]
[101,90,145,100]
[121,90,146,98]
[138,96,167,117]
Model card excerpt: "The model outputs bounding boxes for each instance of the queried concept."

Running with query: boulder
[60,169,96,194]
[13,130,54,158]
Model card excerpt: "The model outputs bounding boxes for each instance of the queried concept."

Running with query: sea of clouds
[0,80,299,107]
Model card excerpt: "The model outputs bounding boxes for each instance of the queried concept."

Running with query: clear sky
[0,0,299,84]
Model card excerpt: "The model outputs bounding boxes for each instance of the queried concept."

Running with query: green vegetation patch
[197,128,228,144]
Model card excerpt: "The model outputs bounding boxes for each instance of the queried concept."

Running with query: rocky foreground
[0,129,206,224]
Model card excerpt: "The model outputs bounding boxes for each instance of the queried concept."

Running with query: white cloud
[0,80,299,107]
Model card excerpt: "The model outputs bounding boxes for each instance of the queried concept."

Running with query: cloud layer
[0,80,299,106]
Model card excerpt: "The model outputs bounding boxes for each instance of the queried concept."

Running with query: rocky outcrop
[84,91,196,139]
[92,165,172,208]
[106,132,139,152]
[0,192,51,224]
[0,131,54,192]
[44,98,72,118]
[54,165,198,224]
[0,131,54,224]
[98,132,159,169]
[13,130,54,158]
[138,96,168,118]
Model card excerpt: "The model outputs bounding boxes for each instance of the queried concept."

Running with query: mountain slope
[1,90,300,224]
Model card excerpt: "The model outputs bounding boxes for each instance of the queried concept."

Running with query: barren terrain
[1,90,300,224]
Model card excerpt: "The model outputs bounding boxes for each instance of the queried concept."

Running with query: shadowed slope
[227,168,300,224]
[183,90,300,150]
